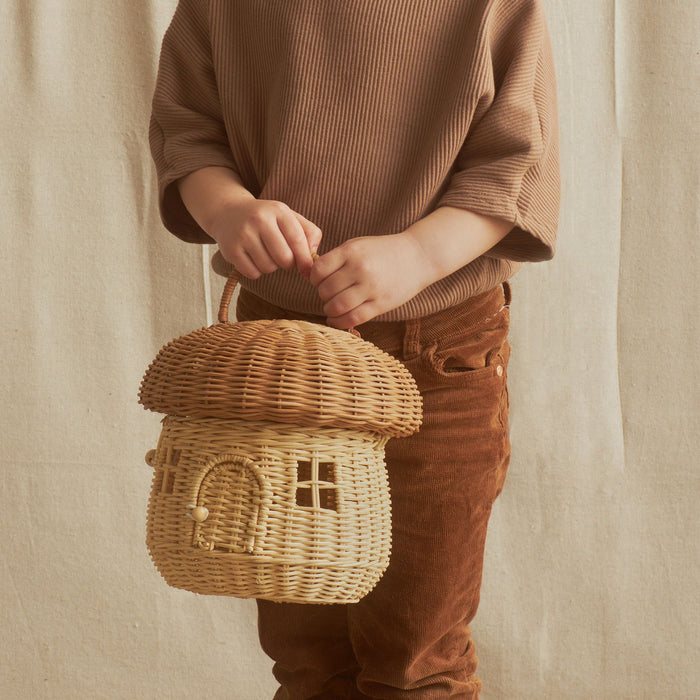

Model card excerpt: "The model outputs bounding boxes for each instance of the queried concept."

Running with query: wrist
[396,230,440,292]
[177,166,255,239]
[201,190,255,242]
[399,226,449,291]
[403,206,513,285]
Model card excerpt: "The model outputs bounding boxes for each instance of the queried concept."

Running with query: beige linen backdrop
[2,2,698,698]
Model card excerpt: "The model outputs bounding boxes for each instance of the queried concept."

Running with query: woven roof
[139,318,422,438]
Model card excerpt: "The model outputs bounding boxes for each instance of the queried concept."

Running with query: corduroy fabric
[236,284,511,698]
[149,0,559,320]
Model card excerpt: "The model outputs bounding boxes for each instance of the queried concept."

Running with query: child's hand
[309,233,431,329]
[208,198,322,280]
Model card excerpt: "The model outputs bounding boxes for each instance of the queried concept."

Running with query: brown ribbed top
[149,0,560,321]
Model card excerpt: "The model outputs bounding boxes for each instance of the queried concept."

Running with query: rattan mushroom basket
[138,272,422,604]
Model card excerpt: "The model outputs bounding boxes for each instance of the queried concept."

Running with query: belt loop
[403,319,422,360]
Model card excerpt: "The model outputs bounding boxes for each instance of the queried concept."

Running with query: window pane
[319,488,337,512]
[297,460,312,482]
[296,486,313,508]
[318,462,335,483]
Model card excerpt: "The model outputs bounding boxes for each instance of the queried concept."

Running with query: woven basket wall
[139,272,422,604]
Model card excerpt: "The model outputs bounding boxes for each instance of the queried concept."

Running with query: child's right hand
[207,198,322,280]
[177,166,322,280]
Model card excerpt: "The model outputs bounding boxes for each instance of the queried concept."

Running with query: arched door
[193,454,269,555]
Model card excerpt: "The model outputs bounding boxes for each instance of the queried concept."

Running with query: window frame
[295,458,339,512]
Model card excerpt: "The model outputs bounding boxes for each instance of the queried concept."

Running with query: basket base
[152,551,388,604]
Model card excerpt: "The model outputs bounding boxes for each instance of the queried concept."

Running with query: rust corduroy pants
[236,282,512,699]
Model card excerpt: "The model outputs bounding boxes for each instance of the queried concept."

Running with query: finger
[259,226,296,271]
[315,266,356,303]
[294,213,323,255]
[276,214,314,275]
[242,236,279,276]
[232,249,264,280]
[309,248,346,287]
[321,284,369,320]
[326,300,379,330]
[216,241,260,279]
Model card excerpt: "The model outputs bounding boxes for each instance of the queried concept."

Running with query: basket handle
[218,269,242,324]
[217,268,360,338]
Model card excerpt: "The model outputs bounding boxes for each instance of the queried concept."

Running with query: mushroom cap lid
[139,318,422,438]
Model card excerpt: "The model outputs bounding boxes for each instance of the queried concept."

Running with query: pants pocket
[425,307,510,381]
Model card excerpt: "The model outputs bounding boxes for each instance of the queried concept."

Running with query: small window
[160,446,181,495]
[296,459,338,512]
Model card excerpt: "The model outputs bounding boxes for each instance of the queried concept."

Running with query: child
[149,1,559,697]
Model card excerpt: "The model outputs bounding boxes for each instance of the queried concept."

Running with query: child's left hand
[309,233,431,329]
[309,207,513,328]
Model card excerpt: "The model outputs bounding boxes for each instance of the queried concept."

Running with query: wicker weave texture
[145,416,392,603]
[139,318,422,438]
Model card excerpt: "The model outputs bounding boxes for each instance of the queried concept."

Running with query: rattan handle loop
[217,268,361,338]
[218,270,242,324]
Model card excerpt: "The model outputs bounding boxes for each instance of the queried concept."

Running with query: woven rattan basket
[139,272,422,604]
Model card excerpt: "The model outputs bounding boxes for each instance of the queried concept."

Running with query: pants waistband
[236,282,511,360]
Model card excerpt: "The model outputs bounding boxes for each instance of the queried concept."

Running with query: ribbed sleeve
[149,0,236,243]
[436,0,560,262]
